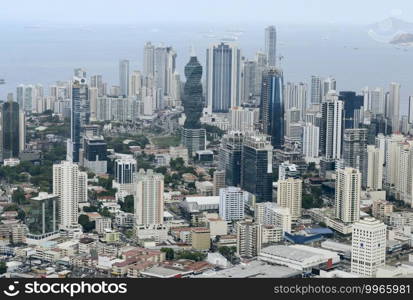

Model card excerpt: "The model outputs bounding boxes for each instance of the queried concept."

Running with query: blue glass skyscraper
[260,68,284,148]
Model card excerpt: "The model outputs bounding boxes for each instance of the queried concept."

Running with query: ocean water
[0,22,412,111]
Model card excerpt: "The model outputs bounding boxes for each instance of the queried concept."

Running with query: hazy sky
[1,0,412,25]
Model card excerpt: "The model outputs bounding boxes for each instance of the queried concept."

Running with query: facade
[53,161,88,230]
[219,187,245,222]
[366,145,384,191]
[0,100,25,162]
[143,42,155,77]
[335,168,361,224]
[206,42,241,113]
[230,106,259,133]
[119,59,130,97]
[213,170,226,196]
[277,178,302,221]
[191,228,211,251]
[134,169,164,226]
[255,202,291,233]
[310,75,322,105]
[342,128,368,186]
[339,91,364,129]
[236,221,262,258]
[388,82,400,133]
[219,131,244,187]
[181,128,206,158]
[67,76,89,163]
[320,91,344,160]
[26,193,58,239]
[240,134,273,203]
[82,135,107,175]
[260,68,284,148]
[351,217,386,277]
[302,123,319,163]
[265,25,277,67]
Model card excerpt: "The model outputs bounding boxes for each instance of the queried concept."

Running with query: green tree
[161,248,175,260]
[0,261,7,274]
[120,195,134,213]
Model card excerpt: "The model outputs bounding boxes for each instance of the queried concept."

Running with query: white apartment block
[351,217,386,277]
[53,161,87,230]
[277,178,302,221]
[255,202,291,233]
[219,187,245,222]
[335,168,361,224]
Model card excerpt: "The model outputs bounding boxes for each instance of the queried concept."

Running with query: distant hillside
[390,33,413,45]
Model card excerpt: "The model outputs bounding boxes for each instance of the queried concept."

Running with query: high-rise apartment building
[343,128,368,186]
[53,161,87,230]
[134,169,164,226]
[366,145,384,191]
[351,217,386,277]
[320,91,344,159]
[335,168,361,224]
[206,42,241,113]
[119,59,130,97]
[277,178,302,220]
[219,187,245,222]
[236,221,262,258]
[302,123,319,163]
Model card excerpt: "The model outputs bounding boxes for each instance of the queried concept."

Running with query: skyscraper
[277,178,302,220]
[236,221,262,258]
[0,100,25,162]
[134,169,164,226]
[343,128,368,186]
[322,76,336,99]
[409,96,413,124]
[320,91,344,159]
[335,168,361,224]
[241,59,257,103]
[339,91,364,129]
[366,145,384,191]
[26,193,58,238]
[351,217,386,277]
[241,134,273,203]
[260,68,284,148]
[219,131,244,187]
[119,59,130,97]
[182,52,206,157]
[53,161,87,230]
[67,76,89,163]
[310,75,322,105]
[219,187,245,222]
[302,123,320,163]
[143,41,155,77]
[388,82,400,133]
[284,82,307,120]
[265,25,277,67]
[206,42,241,113]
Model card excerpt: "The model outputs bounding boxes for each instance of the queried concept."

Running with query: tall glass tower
[0,100,25,161]
[182,51,206,157]
[68,76,89,163]
[265,25,277,67]
[260,68,284,148]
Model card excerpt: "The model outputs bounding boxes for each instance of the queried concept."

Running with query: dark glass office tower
[69,77,89,163]
[182,53,206,157]
[260,68,284,148]
[27,193,58,238]
[241,134,273,203]
[0,100,25,161]
[183,54,203,129]
[219,132,244,186]
[343,128,368,187]
[339,91,364,129]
